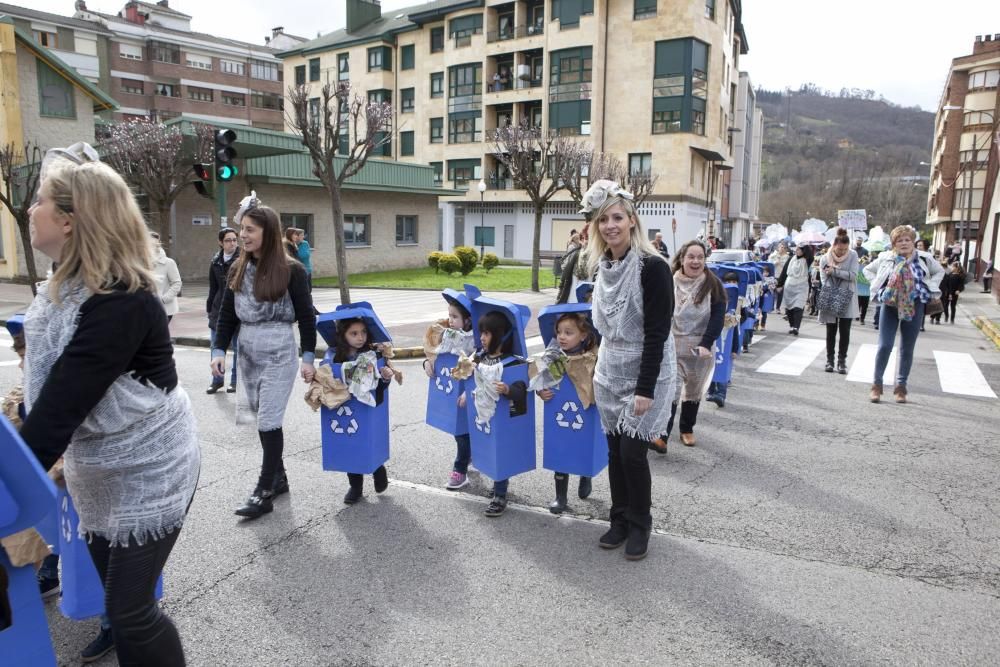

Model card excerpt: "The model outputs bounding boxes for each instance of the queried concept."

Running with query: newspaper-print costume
[592,251,677,440]
[23,279,200,547]
[528,339,599,409]
[672,272,716,402]
[340,350,380,407]
[472,359,505,428]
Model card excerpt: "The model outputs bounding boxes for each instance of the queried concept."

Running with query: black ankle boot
[599,521,628,549]
[235,488,274,519]
[344,474,363,504]
[578,476,592,499]
[625,524,650,561]
[837,357,847,374]
[549,474,569,514]
[825,359,834,373]
[373,465,389,493]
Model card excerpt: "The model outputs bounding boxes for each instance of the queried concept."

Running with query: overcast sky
[28,0,1000,110]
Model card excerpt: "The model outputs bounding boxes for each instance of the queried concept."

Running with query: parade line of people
[3,143,951,665]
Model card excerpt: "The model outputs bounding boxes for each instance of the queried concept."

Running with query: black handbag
[818,276,853,317]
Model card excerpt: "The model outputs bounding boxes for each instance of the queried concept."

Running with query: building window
[400,131,415,156]
[368,46,391,71]
[295,65,306,85]
[629,153,652,174]
[549,49,592,135]
[32,29,57,49]
[373,131,391,156]
[121,78,144,95]
[396,215,418,244]
[474,226,496,247]
[430,117,443,143]
[154,82,180,98]
[449,14,483,46]
[401,87,415,112]
[401,44,415,70]
[188,86,213,102]
[431,72,444,98]
[549,100,591,135]
[37,58,75,118]
[551,0,594,28]
[309,57,321,82]
[119,43,143,60]
[634,0,657,19]
[430,161,443,185]
[280,213,315,246]
[338,53,349,81]
[968,69,1000,91]
[186,53,212,70]
[653,38,709,135]
[964,110,996,127]
[250,59,280,81]
[222,92,246,106]
[449,112,482,143]
[344,214,370,246]
[430,26,445,53]
[221,59,245,76]
[448,63,482,112]
[149,40,180,64]
[448,158,481,189]
[308,97,320,129]
[368,89,391,105]
[705,0,715,19]
[251,90,283,110]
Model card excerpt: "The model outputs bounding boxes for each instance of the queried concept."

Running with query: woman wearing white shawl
[776,244,815,335]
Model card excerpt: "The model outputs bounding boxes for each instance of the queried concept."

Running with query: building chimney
[346,0,381,34]
[272,26,284,38]
[973,32,1000,55]
[264,36,270,44]
[157,0,169,7]
[75,0,87,10]
[124,2,145,24]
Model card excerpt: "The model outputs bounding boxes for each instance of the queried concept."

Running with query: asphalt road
[8,305,1000,665]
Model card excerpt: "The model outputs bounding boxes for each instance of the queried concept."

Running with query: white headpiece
[41,141,100,178]
[579,179,634,214]
[234,190,259,225]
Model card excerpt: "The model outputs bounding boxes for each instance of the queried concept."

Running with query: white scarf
[787,256,808,285]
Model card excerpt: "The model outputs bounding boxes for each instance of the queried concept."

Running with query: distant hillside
[757,85,934,230]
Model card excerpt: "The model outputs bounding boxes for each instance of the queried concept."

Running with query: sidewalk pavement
[0,280,559,355]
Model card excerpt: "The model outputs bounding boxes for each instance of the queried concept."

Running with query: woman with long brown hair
[817,228,859,373]
[211,194,317,519]
[660,240,726,447]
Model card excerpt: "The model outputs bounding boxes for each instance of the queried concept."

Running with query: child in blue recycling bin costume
[455,294,534,518]
[530,285,604,514]
[422,286,477,490]
[706,277,745,408]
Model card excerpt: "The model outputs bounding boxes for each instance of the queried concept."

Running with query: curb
[973,316,1000,351]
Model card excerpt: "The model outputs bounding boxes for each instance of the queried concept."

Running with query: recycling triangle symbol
[555,400,584,430]
[331,404,360,435]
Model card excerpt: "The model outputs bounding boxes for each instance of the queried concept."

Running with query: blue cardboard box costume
[317,303,393,474]
[712,285,741,384]
[425,286,478,435]
[535,301,607,478]
[465,295,536,481]
[0,414,57,665]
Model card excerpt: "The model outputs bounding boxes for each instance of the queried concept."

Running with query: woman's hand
[693,345,712,358]
[494,381,509,396]
[633,395,652,416]
[301,362,315,383]
[423,359,435,379]
[538,388,554,401]
[210,357,225,378]
[379,365,394,381]
[458,393,467,408]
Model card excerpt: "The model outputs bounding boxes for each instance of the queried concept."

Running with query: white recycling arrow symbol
[60,494,73,542]
[331,404,360,435]
[435,366,454,394]
[555,400,584,430]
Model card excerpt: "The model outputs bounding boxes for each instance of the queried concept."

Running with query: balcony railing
[485,78,544,94]
[486,23,545,43]
[489,176,515,190]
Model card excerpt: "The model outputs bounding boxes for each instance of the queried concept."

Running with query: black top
[206,249,239,330]
[635,254,674,399]
[21,287,177,471]
[213,260,316,357]
[941,273,965,295]
[699,299,727,351]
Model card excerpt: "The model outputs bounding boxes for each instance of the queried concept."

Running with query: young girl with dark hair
[211,196,316,520]
[818,228,860,374]
[333,317,395,503]
[472,311,528,517]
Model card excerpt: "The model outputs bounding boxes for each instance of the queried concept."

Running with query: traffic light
[192,163,212,198]
[214,128,238,182]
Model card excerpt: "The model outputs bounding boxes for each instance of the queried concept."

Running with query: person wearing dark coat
[939,263,965,324]
[207,227,240,393]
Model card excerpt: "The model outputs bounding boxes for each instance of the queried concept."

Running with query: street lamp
[477,178,487,259]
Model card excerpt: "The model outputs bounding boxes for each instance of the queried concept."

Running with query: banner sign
[837,209,868,230]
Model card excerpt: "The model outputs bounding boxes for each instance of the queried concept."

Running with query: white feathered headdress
[234,191,260,225]
[579,179,634,215]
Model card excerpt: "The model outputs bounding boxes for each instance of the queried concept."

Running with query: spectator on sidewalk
[293,228,313,280]
[150,232,182,322]
[940,262,965,324]
[983,260,994,293]
[207,227,240,394]
[653,232,671,260]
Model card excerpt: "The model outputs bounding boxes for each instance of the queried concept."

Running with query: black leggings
[787,307,804,330]
[943,293,959,321]
[606,432,652,531]
[258,428,284,490]
[665,400,700,436]
[825,318,852,362]
[87,529,185,666]
[858,296,870,322]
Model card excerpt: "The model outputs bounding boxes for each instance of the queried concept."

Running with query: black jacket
[207,249,240,330]
[941,273,965,296]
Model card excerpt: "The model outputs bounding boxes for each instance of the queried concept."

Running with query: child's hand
[423,358,434,379]
[379,366,394,381]
[494,381,509,395]
[458,393,467,408]
[538,388,554,401]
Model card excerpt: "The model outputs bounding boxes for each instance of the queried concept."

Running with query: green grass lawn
[313,266,557,291]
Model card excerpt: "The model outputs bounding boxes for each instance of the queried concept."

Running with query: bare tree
[100,120,214,254]
[287,82,393,305]
[589,153,660,207]
[0,143,43,293]
[492,121,587,291]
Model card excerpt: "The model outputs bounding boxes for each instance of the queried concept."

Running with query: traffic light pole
[217,180,226,227]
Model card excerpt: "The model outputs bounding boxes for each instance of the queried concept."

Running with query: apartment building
[722,71,762,248]
[280,0,749,259]
[926,33,1000,277]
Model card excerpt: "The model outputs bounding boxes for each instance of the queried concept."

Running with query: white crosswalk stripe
[755,338,825,376]
[847,343,897,386]
[934,351,998,398]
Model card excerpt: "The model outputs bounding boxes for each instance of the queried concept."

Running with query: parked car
[706,249,755,264]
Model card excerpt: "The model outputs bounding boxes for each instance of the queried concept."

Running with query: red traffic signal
[192,163,212,198]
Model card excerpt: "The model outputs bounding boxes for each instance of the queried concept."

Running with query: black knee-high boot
[550,473,569,514]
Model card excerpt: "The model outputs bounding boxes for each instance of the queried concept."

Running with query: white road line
[750,335,766,345]
[934,350,997,398]
[847,343,897,386]
[0,360,21,367]
[755,338,825,376]
[526,335,543,349]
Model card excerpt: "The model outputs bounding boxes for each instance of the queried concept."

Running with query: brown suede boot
[893,385,907,404]
[869,383,882,403]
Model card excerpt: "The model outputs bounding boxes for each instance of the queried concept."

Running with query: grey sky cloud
[26,0,1000,110]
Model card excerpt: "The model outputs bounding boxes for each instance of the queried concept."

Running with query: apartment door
[454,206,465,246]
[504,225,514,258]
